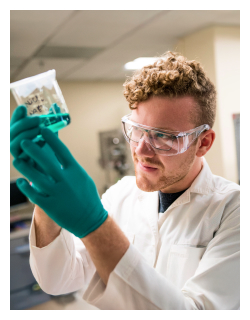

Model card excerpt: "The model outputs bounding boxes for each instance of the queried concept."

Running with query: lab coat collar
[188,157,214,195]
[162,157,214,210]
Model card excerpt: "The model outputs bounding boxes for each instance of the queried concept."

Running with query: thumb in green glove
[13,128,108,238]
[10,104,60,162]
[10,104,60,195]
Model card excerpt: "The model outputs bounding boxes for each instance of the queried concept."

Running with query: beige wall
[10,81,132,194]
[213,26,240,183]
[175,26,240,183]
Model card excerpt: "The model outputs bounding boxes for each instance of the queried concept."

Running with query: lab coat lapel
[139,190,159,245]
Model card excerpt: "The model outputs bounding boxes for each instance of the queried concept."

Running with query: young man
[10,52,240,309]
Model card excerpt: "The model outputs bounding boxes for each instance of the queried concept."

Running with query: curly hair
[123,51,216,128]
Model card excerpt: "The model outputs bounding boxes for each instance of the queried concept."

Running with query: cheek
[159,154,188,173]
[167,148,196,172]
[131,145,140,159]
[159,153,178,166]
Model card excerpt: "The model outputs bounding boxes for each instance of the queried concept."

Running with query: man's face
[130,95,201,193]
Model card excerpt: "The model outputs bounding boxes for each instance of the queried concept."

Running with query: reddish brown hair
[123,51,216,128]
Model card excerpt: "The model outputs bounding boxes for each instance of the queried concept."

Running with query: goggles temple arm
[183,125,210,149]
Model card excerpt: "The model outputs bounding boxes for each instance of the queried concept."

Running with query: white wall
[10,81,132,194]
[175,26,240,183]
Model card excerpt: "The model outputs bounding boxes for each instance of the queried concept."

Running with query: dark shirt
[158,189,187,213]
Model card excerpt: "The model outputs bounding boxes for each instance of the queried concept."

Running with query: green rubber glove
[10,104,62,195]
[10,105,41,160]
[10,104,60,170]
[13,128,108,238]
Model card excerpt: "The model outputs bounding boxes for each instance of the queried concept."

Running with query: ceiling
[10,10,240,82]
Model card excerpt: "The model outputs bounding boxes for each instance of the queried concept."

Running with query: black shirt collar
[158,189,187,213]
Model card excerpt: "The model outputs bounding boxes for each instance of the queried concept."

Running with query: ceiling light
[124,57,158,70]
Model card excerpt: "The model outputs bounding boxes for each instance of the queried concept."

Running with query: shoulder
[211,174,240,204]
[210,175,240,224]
[212,174,240,193]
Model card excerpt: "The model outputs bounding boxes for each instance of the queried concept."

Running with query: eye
[156,133,164,138]
[154,132,172,140]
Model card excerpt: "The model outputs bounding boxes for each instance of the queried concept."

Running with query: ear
[196,129,216,157]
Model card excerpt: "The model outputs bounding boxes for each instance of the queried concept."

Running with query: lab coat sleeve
[28,183,116,296]
[82,206,240,310]
[83,244,195,309]
[29,214,96,295]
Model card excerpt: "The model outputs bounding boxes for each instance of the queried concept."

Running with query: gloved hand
[13,128,108,238]
[10,104,63,195]
[10,105,41,160]
[10,104,60,170]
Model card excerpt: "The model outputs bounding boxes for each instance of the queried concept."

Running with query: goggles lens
[121,114,210,156]
[124,122,173,151]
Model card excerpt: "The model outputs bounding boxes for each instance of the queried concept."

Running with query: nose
[134,135,156,158]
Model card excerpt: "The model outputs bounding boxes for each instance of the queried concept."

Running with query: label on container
[24,91,48,116]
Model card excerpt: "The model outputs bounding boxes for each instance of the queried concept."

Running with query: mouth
[137,161,159,173]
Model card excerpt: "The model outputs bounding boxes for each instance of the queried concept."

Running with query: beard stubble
[133,146,197,192]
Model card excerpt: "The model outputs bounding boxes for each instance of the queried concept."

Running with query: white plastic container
[10,70,70,133]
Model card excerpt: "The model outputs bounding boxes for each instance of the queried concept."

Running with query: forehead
[131,96,196,131]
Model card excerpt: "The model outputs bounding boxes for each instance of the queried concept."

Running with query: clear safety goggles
[121,114,210,156]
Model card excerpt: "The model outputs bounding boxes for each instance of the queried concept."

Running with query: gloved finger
[20,139,62,181]
[10,105,27,126]
[25,157,47,174]
[10,126,41,158]
[17,152,57,182]
[16,178,48,207]
[18,152,30,162]
[19,141,61,174]
[41,128,72,168]
[13,158,55,193]
[19,155,50,175]
[16,138,47,163]
[10,115,41,141]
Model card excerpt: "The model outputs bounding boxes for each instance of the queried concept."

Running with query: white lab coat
[29,157,240,309]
